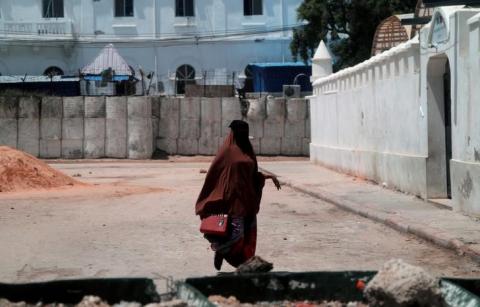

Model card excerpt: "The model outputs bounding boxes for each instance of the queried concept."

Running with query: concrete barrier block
[0,119,17,148]
[199,137,221,155]
[264,97,285,138]
[260,138,281,155]
[245,119,263,139]
[151,96,161,118]
[106,97,127,119]
[128,118,153,159]
[250,138,260,155]
[18,97,40,118]
[84,118,105,139]
[180,97,201,120]
[40,118,61,140]
[200,98,221,140]
[157,138,177,154]
[152,117,159,150]
[106,118,127,158]
[0,96,18,118]
[303,138,310,156]
[246,98,266,121]
[62,118,84,140]
[84,118,106,159]
[179,119,200,139]
[266,97,286,121]
[62,139,83,159]
[281,137,303,156]
[41,97,62,118]
[263,119,284,138]
[85,96,106,118]
[159,97,180,139]
[84,138,105,159]
[63,97,84,118]
[128,96,152,118]
[284,121,306,139]
[286,98,307,122]
[178,138,198,155]
[40,139,61,158]
[221,97,242,136]
[18,118,40,156]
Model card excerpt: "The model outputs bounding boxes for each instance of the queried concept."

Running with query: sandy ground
[0,160,479,285]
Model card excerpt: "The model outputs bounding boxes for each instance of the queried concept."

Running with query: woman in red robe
[195,120,281,270]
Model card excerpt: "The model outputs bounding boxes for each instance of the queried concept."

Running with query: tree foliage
[291,0,417,71]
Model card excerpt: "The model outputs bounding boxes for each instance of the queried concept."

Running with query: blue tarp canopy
[83,75,131,81]
[246,62,312,93]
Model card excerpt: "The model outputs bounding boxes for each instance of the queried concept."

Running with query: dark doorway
[426,55,452,202]
[443,61,452,198]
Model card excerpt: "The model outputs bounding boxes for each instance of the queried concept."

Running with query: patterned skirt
[204,216,257,268]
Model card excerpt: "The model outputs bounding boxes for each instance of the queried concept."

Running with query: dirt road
[0,161,479,283]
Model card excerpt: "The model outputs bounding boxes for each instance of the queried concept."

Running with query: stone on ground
[236,256,273,274]
[364,259,443,306]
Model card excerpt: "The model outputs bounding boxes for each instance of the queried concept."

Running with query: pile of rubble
[0,146,83,192]
[0,296,187,307]
[0,260,446,307]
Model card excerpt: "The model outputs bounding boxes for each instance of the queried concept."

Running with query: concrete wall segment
[85,96,106,118]
[41,97,62,118]
[63,97,84,118]
[128,118,153,159]
[84,118,106,158]
[0,96,18,118]
[18,118,39,156]
[0,119,17,148]
[158,97,180,139]
[128,96,152,118]
[18,97,40,118]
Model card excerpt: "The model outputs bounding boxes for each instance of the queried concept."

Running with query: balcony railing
[0,20,74,38]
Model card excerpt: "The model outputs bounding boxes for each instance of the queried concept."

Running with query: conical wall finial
[313,40,332,62]
[312,40,333,82]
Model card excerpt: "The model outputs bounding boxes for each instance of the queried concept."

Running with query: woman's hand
[271,176,281,190]
[261,172,281,190]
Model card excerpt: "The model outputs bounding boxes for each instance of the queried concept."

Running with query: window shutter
[185,0,194,17]
[253,0,262,15]
[244,0,251,16]
[54,0,64,18]
[176,0,184,17]
[115,0,123,17]
[125,0,134,16]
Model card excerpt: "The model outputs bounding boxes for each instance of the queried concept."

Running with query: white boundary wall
[310,6,480,216]
[310,39,425,196]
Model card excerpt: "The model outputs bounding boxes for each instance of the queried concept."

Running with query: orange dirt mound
[0,146,84,192]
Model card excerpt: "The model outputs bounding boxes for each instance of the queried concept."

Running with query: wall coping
[313,36,419,87]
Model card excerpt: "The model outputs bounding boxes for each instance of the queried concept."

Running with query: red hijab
[195,123,265,218]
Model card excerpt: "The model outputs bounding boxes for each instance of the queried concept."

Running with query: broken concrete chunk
[236,256,273,274]
[364,259,443,307]
[76,296,110,307]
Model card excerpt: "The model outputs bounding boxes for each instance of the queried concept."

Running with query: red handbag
[200,215,229,237]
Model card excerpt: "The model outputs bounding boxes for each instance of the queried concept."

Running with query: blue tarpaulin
[246,62,312,93]
[84,75,131,81]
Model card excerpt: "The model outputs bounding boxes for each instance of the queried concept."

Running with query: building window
[176,0,194,17]
[176,64,195,95]
[244,0,262,16]
[115,0,134,17]
[43,0,64,18]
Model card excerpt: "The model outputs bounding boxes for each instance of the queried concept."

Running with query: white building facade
[0,0,302,94]
[310,6,480,216]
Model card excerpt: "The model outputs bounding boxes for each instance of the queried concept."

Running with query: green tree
[291,0,417,71]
